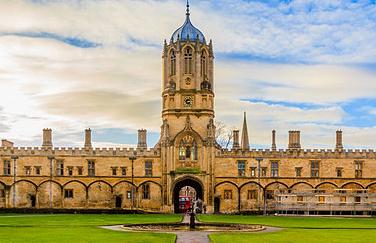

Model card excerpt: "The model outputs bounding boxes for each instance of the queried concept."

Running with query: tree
[215,120,234,149]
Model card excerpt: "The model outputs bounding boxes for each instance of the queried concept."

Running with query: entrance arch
[172,177,203,213]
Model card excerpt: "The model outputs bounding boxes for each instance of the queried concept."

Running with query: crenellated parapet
[217,148,376,159]
[0,146,160,157]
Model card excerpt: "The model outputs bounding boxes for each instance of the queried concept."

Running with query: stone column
[271,130,276,151]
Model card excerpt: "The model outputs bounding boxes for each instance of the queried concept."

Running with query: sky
[0,0,376,149]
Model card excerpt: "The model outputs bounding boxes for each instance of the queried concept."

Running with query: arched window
[184,47,193,74]
[201,50,207,77]
[178,135,198,160]
[170,50,176,76]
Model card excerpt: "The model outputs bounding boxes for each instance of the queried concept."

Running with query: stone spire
[241,112,249,151]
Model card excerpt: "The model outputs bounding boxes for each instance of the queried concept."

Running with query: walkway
[176,214,210,243]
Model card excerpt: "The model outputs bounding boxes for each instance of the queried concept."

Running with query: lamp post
[47,156,55,209]
[255,157,264,215]
[128,152,137,210]
[11,155,19,207]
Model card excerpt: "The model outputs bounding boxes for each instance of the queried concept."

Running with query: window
[67,166,73,176]
[250,167,256,177]
[247,190,257,200]
[0,189,4,198]
[201,50,207,77]
[237,160,245,177]
[64,189,73,198]
[142,184,150,199]
[145,161,152,177]
[24,166,31,175]
[271,161,279,177]
[318,196,325,203]
[170,50,176,76]
[336,167,343,178]
[266,190,274,200]
[355,196,361,204]
[261,167,267,177]
[112,167,117,176]
[184,47,193,74]
[77,166,83,176]
[340,196,346,203]
[297,196,304,202]
[355,161,363,178]
[178,135,198,160]
[121,167,127,176]
[224,190,232,200]
[127,191,132,199]
[295,167,302,177]
[310,161,320,178]
[3,160,11,175]
[56,160,64,176]
[34,166,41,175]
[88,160,95,176]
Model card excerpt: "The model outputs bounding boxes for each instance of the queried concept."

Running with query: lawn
[0,214,181,243]
[198,215,376,243]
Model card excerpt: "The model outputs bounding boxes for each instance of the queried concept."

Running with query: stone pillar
[336,130,343,150]
[84,128,92,149]
[42,128,53,148]
[232,130,240,149]
[137,129,147,149]
[271,130,276,151]
[288,131,301,149]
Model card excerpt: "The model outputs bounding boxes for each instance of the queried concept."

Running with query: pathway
[176,214,210,243]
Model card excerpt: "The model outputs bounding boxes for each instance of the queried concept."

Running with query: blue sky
[0,0,375,149]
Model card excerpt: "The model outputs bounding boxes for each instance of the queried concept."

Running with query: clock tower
[159,1,216,212]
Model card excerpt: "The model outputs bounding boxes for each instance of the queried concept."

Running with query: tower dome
[171,1,206,43]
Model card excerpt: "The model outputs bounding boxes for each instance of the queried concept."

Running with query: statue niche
[178,135,198,161]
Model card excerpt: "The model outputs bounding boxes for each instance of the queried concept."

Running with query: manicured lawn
[199,215,376,243]
[0,214,181,243]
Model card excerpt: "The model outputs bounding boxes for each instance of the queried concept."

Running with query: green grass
[199,215,376,243]
[0,214,181,243]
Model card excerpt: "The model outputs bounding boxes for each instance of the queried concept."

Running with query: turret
[138,129,147,149]
[336,130,343,151]
[42,128,53,148]
[288,131,301,150]
[84,128,92,149]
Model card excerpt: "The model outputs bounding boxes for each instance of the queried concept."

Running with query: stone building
[0,2,376,215]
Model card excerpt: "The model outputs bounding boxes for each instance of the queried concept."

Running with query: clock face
[184,96,193,107]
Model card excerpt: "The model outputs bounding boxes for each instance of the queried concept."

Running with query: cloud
[0,0,375,149]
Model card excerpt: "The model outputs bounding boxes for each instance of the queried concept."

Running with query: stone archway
[172,177,203,213]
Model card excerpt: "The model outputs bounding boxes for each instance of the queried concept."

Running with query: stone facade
[0,3,375,214]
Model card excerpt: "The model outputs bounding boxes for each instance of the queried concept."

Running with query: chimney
[1,139,14,148]
[241,112,250,151]
[336,130,343,150]
[42,128,53,148]
[137,129,147,149]
[288,131,301,149]
[232,130,240,149]
[84,128,92,149]
[271,130,276,151]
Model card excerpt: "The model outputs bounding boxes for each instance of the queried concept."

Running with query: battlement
[0,146,160,157]
[218,148,376,159]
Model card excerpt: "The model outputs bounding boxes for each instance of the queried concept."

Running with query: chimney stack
[137,129,147,149]
[288,131,301,150]
[336,130,343,150]
[232,130,240,149]
[84,128,92,149]
[1,139,14,148]
[271,130,276,151]
[42,128,53,148]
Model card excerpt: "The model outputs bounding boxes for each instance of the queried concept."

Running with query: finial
[186,0,190,16]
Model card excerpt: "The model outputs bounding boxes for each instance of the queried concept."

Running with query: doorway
[115,196,122,208]
[30,195,36,208]
[172,177,203,213]
[214,197,220,213]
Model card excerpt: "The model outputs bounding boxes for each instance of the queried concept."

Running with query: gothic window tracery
[170,50,176,76]
[178,135,198,160]
[184,47,193,74]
